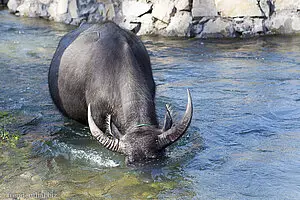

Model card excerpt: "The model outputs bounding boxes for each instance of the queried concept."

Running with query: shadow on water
[1,9,300,199]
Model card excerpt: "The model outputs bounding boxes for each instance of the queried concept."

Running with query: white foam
[54,142,119,168]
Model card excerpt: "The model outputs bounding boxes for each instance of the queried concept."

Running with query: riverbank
[3,0,300,38]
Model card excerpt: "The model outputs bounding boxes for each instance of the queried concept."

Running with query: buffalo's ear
[162,104,173,131]
[105,114,123,139]
[130,22,141,34]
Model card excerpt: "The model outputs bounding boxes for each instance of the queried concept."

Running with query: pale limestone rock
[197,17,234,38]
[15,0,29,15]
[252,18,264,33]
[56,0,68,15]
[291,16,300,31]
[6,0,300,37]
[259,0,272,17]
[268,11,300,34]
[175,0,191,11]
[192,0,217,17]
[166,11,192,36]
[122,0,152,18]
[39,3,49,17]
[154,19,168,30]
[121,17,152,35]
[233,17,253,34]
[232,17,265,36]
[152,0,175,23]
[38,0,51,5]
[215,0,269,17]
[119,15,137,31]
[17,0,39,17]
[48,1,59,21]
[7,0,20,12]
[138,14,155,35]
[190,21,204,36]
[275,0,300,11]
[68,0,78,18]
[119,0,152,32]
[105,3,115,20]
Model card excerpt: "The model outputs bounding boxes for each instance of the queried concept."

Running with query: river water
[1,9,300,199]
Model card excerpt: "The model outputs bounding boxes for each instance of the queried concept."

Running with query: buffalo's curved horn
[157,89,193,149]
[88,104,123,153]
[162,104,173,131]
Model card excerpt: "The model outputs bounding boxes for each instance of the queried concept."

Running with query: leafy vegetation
[0,111,20,147]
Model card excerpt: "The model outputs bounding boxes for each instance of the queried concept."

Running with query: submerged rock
[20,171,33,180]
[31,174,42,182]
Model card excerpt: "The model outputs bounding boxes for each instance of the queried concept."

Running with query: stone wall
[6,0,300,38]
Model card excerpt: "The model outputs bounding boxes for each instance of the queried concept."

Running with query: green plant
[0,111,20,147]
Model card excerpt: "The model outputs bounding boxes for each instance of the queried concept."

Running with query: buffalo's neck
[120,90,158,131]
[116,47,157,132]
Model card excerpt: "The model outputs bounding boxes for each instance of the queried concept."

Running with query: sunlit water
[1,8,300,199]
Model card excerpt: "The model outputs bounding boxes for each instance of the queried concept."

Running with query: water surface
[1,9,300,199]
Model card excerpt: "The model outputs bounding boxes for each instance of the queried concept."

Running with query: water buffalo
[48,21,193,163]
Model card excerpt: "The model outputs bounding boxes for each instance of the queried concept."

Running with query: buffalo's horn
[88,104,123,153]
[158,89,193,149]
[162,104,173,131]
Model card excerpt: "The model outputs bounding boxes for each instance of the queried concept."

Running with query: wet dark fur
[49,22,158,135]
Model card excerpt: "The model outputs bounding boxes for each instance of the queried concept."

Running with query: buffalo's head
[87,89,193,164]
